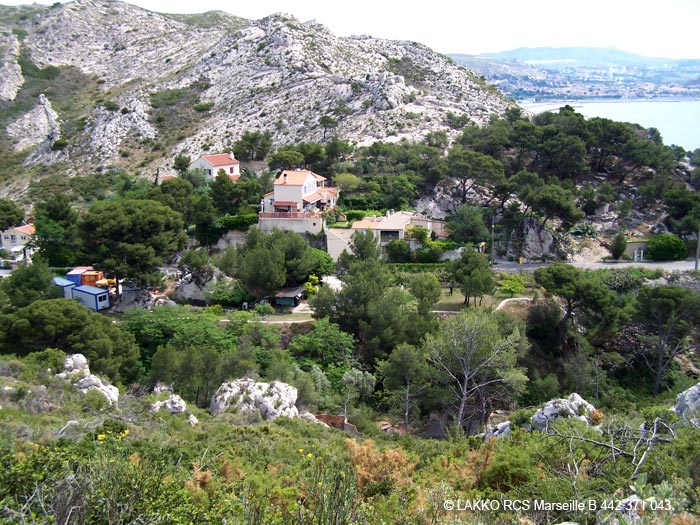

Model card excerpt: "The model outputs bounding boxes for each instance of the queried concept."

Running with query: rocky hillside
[0,0,512,193]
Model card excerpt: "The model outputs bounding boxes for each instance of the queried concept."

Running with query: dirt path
[494,297,533,311]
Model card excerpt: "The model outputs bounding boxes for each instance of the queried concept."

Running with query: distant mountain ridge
[0,0,512,194]
[476,46,691,68]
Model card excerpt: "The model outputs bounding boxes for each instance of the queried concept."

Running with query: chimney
[283,172,288,184]
[229,151,235,160]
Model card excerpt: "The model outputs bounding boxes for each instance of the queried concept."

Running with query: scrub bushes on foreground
[2,418,700,524]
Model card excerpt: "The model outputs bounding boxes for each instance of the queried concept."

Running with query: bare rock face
[1,0,513,181]
[508,217,559,261]
[0,32,23,102]
[674,382,700,425]
[56,353,119,405]
[531,393,596,432]
[210,378,299,421]
[6,94,61,152]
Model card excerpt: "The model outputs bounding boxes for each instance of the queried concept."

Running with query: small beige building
[326,210,446,261]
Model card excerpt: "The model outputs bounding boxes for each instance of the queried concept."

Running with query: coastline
[518,97,700,112]
[516,98,700,149]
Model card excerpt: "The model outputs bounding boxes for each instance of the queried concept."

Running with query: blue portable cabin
[53,276,76,299]
[71,284,110,311]
[66,267,89,285]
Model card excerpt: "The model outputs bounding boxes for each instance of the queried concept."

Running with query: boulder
[210,379,299,421]
[75,374,120,405]
[152,382,173,395]
[55,354,89,379]
[299,411,329,427]
[674,382,700,425]
[531,393,596,432]
[151,393,187,414]
[508,217,559,261]
[484,421,511,440]
[55,353,119,405]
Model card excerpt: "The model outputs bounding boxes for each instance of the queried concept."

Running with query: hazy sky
[4,0,700,58]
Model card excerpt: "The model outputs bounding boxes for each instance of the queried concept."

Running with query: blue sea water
[519,99,700,152]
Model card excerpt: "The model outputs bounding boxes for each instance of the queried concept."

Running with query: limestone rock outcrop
[6,94,61,152]
[531,393,597,432]
[210,378,299,421]
[508,217,560,262]
[151,384,198,425]
[484,420,512,440]
[0,32,23,102]
[0,1,513,180]
[151,393,187,414]
[56,353,119,405]
[674,382,700,425]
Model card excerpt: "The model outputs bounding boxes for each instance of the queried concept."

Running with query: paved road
[493,259,699,273]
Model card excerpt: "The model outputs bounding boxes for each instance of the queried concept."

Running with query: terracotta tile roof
[303,188,339,203]
[303,192,322,204]
[228,175,241,182]
[14,224,35,236]
[351,218,383,230]
[201,153,239,167]
[274,169,326,185]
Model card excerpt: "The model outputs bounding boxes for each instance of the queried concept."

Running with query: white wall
[258,217,323,235]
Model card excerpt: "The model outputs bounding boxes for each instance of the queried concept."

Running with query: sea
[518,99,700,152]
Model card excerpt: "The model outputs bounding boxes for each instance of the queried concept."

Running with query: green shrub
[50,138,68,151]
[602,269,644,292]
[647,233,688,261]
[384,239,411,263]
[219,214,258,231]
[344,210,366,222]
[150,88,187,108]
[102,100,119,111]
[82,389,110,412]
[610,231,627,259]
[510,408,535,427]
[193,102,214,112]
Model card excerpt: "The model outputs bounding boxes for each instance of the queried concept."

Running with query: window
[98,295,107,303]
[230,167,234,173]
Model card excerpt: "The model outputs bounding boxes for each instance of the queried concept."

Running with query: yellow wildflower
[97,434,106,441]
[298,448,304,454]
[306,453,313,459]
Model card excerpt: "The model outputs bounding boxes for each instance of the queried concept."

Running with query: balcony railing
[259,212,322,219]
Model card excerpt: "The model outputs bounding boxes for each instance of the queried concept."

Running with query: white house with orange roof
[189,152,241,181]
[258,169,339,234]
[1,223,36,265]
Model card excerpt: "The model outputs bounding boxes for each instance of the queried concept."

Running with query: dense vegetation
[2,105,700,523]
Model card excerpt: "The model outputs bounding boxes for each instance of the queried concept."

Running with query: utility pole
[695,219,700,271]
[491,219,496,264]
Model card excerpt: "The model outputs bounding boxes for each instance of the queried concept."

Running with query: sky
[3,0,700,59]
